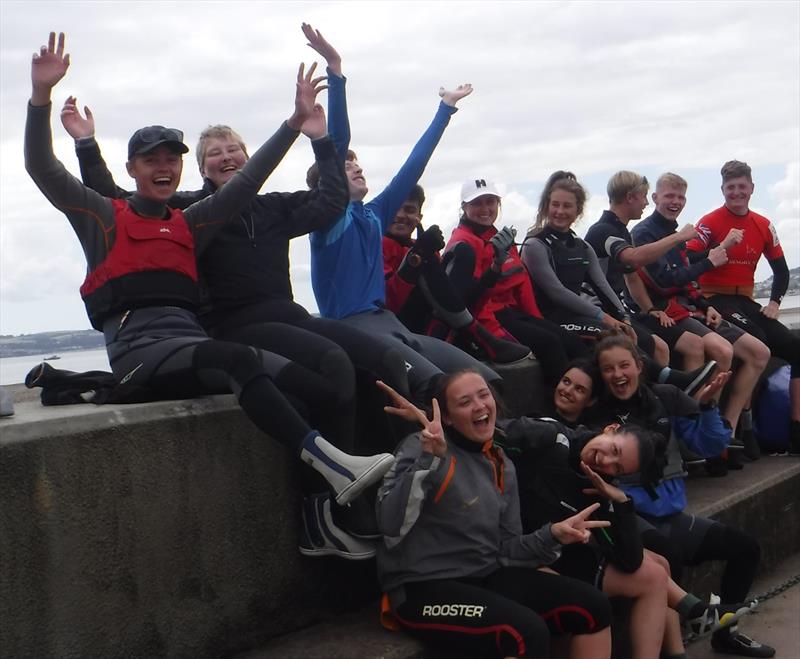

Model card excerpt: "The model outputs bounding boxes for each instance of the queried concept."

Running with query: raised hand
[695,370,732,405]
[677,223,698,242]
[551,502,610,545]
[414,225,445,259]
[301,103,327,140]
[708,245,728,268]
[721,227,744,249]
[31,32,70,105]
[287,62,327,131]
[439,83,473,107]
[60,95,94,139]
[580,461,628,503]
[301,23,342,76]
[490,226,517,267]
[376,381,447,457]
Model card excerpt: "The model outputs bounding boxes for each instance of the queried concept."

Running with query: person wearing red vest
[687,160,800,455]
[443,179,591,388]
[25,33,395,559]
[381,184,530,364]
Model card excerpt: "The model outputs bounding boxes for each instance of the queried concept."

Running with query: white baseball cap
[461,178,502,203]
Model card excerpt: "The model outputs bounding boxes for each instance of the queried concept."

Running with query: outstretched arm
[60,96,131,199]
[369,84,473,231]
[25,32,115,271]
[302,22,349,160]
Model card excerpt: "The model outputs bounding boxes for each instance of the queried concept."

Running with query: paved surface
[687,552,800,658]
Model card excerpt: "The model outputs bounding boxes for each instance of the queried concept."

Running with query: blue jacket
[310,70,457,319]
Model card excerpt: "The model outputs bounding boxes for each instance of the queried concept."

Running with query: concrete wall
[0,358,543,659]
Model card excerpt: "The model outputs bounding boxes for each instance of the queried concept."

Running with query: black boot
[455,321,531,364]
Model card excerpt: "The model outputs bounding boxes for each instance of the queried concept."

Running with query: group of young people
[25,24,796,659]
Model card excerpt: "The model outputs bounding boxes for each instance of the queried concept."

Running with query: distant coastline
[0,329,104,359]
[1,268,797,358]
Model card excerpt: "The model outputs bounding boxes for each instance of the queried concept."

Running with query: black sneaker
[666,360,718,396]
[684,595,756,637]
[738,427,761,461]
[299,494,377,560]
[456,322,531,365]
[711,628,775,657]
[330,494,381,539]
[705,456,729,477]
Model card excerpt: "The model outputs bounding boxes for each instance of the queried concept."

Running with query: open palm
[32,32,69,91]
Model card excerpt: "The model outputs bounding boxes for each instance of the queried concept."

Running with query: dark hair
[307,148,358,188]
[615,423,667,486]
[720,160,752,183]
[432,369,506,419]
[559,358,600,398]
[407,184,426,210]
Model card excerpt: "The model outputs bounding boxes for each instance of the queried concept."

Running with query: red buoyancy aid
[445,223,541,337]
[80,199,200,330]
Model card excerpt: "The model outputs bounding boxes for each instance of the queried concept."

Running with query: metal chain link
[683,572,800,646]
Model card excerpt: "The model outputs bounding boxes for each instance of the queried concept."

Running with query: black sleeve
[599,498,644,572]
[444,241,497,307]
[768,255,790,303]
[75,137,130,199]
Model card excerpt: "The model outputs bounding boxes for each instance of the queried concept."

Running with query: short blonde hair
[607,171,649,204]
[656,172,688,192]
[196,125,248,169]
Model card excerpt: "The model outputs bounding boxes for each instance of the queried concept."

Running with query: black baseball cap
[127,125,189,160]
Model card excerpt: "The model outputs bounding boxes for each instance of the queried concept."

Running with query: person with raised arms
[303,23,500,404]
[26,32,394,556]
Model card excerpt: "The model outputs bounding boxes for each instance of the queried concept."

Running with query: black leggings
[205,298,412,398]
[148,339,319,452]
[496,308,591,386]
[690,522,761,604]
[393,568,611,659]
[710,294,799,377]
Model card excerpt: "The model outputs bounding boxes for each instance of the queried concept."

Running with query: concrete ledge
[3,371,797,659]
[0,395,378,659]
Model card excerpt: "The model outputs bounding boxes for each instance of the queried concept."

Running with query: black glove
[413,225,445,260]
[489,226,517,267]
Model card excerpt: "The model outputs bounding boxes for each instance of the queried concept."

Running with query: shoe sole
[684,360,718,397]
[335,454,395,506]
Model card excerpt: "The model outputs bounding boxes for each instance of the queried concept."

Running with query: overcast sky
[1,0,798,336]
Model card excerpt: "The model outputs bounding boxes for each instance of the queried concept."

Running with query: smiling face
[200,136,248,188]
[580,427,640,477]
[722,175,754,216]
[554,367,594,422]
[652,183,687,222]
[442,371,497,444]
[345,159,368,200]
[126,145,183,203]
[597,345,642,401]
[547,188,579,232]
[388,200,422,240]
[462,194,501,227]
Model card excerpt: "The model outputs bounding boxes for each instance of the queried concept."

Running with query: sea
[1,295,797,386]
[0,348,110,386]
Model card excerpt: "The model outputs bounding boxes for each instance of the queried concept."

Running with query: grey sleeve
[376,435,449,548]
[185,121,300,251]
[521,238,603,321]
[25,102,114,270]
[586,245,627,317]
